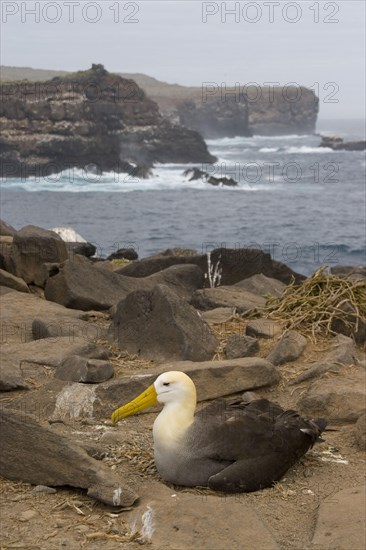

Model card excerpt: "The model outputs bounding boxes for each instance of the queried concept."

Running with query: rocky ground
[0,220,365,549]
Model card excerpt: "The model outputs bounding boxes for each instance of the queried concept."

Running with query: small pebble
[19,509,37,522]
[32,485,57,494]
[75,525,90,533]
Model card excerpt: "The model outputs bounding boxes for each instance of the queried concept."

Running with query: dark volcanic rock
[109,284,218,362]
[45,256,204,310]
[56,355,113,383]
[267,330,307,365]
[235,273,286,297]
[12,225,68,286]
[183,167,238,187]
[225,335,259,359]
[117,247,304,285]
[330,300,366,345]
[320,136,366,151]
[0,408,137,507]
[66,242,96,258]
[107,248,138,261]
[0,64,215,178]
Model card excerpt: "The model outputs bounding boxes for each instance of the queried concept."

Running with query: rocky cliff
[1,66,319,143]
[0,65,215,178]
[120,75,318,137]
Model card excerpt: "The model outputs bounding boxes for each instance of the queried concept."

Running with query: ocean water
[1,120,365,276]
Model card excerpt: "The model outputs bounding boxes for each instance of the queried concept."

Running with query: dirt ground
[0,318,365,550]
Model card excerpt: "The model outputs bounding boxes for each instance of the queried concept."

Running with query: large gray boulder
[0,408,137,507]
[45,256,203,310]
[109,284,218,362]
[12,225,68,286]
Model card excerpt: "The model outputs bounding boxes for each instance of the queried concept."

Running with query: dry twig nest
[264,267,366,341]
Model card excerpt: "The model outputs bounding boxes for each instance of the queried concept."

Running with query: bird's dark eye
[163,382,170,386]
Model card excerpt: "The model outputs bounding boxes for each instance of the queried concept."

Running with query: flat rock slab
[97,357,281,417]
[0,408,137,507]
[235,273,286,297]
[0,337,108,391]
[126,481,279,549]
[298,370,366,423]
[11,358,281,422]
[311,485,365,550]
[32,316,104,341]
[0,268,29,293]
[191,286,266,313]
[200,307,236,324]
[267,330,307,366]
[246,318,282,339]
[0,291,87,344]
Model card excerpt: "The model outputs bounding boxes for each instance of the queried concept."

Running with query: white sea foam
[259,147,279,153]
[285,146,334,154]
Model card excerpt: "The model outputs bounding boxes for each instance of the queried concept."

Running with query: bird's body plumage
[112,371,326,492]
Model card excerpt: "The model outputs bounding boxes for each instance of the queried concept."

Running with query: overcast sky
[1,1,365,119]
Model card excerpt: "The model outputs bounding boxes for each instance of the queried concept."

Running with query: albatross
[111,371,326,492]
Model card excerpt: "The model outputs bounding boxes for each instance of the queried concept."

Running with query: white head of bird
[111,371,197,446]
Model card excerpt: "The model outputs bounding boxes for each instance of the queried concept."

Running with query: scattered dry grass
[263,268,366,342]
[210,316,247,360]
[96,339,155,375]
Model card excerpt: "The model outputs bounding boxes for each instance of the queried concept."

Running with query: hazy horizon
[1,1,365,120]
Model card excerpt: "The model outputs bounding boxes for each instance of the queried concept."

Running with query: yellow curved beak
[111,384,158,423]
